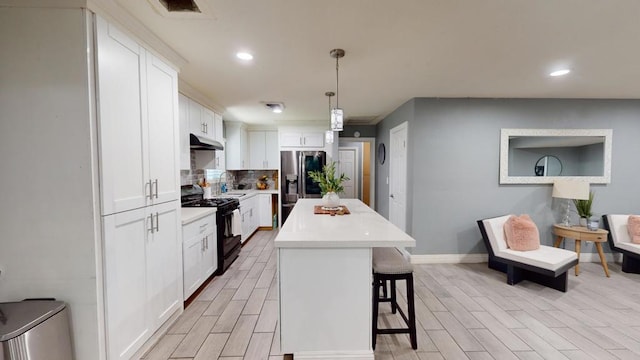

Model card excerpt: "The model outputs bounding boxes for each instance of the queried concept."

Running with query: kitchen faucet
[218,171,227,194]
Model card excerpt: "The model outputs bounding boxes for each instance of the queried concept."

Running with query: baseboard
[293,350,374,360]
[410,253,488,264]
[409,252,623,264]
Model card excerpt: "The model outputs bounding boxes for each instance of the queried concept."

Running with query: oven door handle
[220,210,236,217]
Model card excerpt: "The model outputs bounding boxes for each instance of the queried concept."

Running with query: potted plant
[573,191,595,227]
[308,161,350,208]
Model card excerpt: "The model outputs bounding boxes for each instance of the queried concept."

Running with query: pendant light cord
[335,56,339,108]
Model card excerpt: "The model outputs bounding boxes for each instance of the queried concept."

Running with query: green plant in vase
[573,191,594,227]
[308,161,350,208]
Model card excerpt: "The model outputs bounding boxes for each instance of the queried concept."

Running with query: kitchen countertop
[275,198,416,248]
[181,207,216,225]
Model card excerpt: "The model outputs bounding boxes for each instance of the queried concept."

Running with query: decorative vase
[322,192,340,208]
[579,217,588,227]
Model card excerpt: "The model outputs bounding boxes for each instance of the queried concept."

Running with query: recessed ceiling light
[550,69,571,77]
[236,52,253,61]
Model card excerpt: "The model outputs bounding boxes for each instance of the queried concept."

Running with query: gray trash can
[0,300,73,360]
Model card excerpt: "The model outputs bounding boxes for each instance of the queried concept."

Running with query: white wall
[0,7,102,359]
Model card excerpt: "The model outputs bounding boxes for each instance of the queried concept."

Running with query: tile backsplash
[180,150,279,192]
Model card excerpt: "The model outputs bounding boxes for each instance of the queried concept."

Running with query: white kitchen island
[275,198,416,360]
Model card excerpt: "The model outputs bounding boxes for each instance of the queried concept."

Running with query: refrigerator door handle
[299,151,306,198]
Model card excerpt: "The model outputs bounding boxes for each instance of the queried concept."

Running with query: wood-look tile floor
[142,229,640,360]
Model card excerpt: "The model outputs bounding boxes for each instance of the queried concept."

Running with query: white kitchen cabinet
[240,195,259,242]
[182,213,217,300]
[179,94,191,170]
[280,131,325,148]
[225,122,248,170]
[249,130,279,169]
[189,98,215,140]
[216,144,226,170]
[214,112,224,143]
[258,193,273,228]
[97,17,179,215]
[103,201,181,360]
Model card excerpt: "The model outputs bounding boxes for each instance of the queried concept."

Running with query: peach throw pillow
[504,214,541,251]
[628,215,640,244]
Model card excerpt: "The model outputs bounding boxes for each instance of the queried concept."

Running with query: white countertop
[275,198,416,248]
[181,207,216,225]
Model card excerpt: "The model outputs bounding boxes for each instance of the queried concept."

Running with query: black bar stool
[372,247,417,350]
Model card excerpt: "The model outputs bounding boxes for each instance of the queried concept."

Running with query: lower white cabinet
[182,212,217,300]
[103,201,182,360]
[258,194,273,227]
[240,195,259,242]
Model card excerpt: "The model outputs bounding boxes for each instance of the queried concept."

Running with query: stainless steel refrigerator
[280,150,326,223]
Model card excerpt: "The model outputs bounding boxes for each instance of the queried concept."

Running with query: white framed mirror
[500,128,612,184]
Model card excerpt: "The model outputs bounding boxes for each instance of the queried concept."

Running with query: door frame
[338,137,376,209]
[389,122,408,232]
[337,146,359,199]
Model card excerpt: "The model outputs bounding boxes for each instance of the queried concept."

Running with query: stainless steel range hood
[190,133,223,151]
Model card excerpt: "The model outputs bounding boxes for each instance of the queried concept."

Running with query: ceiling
[114,0,640,125]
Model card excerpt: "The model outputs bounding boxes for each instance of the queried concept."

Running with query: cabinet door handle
[303,137,306,145]
[153,179,159,199]
[147,180,153,200]
[155,212,160,232]
[201,238,204,252]
[148,213,154,233]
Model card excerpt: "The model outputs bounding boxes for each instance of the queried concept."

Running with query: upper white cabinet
[280,131,325,148]
[179,95,191,170]
[96,17,179,215]
[226,122,248,170]
[249,130,279,169]
[186,98,222,142]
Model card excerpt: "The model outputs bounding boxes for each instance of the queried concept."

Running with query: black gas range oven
[181,185,241,275]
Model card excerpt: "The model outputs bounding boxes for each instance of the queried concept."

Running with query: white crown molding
[178,79,225,114]
[87,0,187,70]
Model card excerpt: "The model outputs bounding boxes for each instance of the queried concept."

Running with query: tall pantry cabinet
[0,6,182,360]
[96,17,182,360]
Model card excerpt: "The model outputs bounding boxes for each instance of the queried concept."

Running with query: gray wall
[342,125,377,138]
[376,98,640,255]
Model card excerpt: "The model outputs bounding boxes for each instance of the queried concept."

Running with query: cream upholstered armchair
[602,215,640,274]
[477,215,578,292]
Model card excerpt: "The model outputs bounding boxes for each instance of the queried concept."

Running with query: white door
[389,122,408,232]
[264,131,279,169]
[103,208,150,360]
[96,17,147,215]
[146,53,179,204]
[146,201,182,328]
[249,131,266,169]
[178,94,190,170]
[338,148,357,198]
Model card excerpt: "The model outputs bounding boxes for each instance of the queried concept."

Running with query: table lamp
[552,179,590,226]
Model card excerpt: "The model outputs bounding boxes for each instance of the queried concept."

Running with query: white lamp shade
[552,180,590,200]
[331,108,343,131]
[325,130,334,144]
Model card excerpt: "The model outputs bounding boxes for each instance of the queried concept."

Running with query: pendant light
[330,48,345,131]
[325,91,335,144]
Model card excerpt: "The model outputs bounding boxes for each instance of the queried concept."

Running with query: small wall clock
[378,143,386,165]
